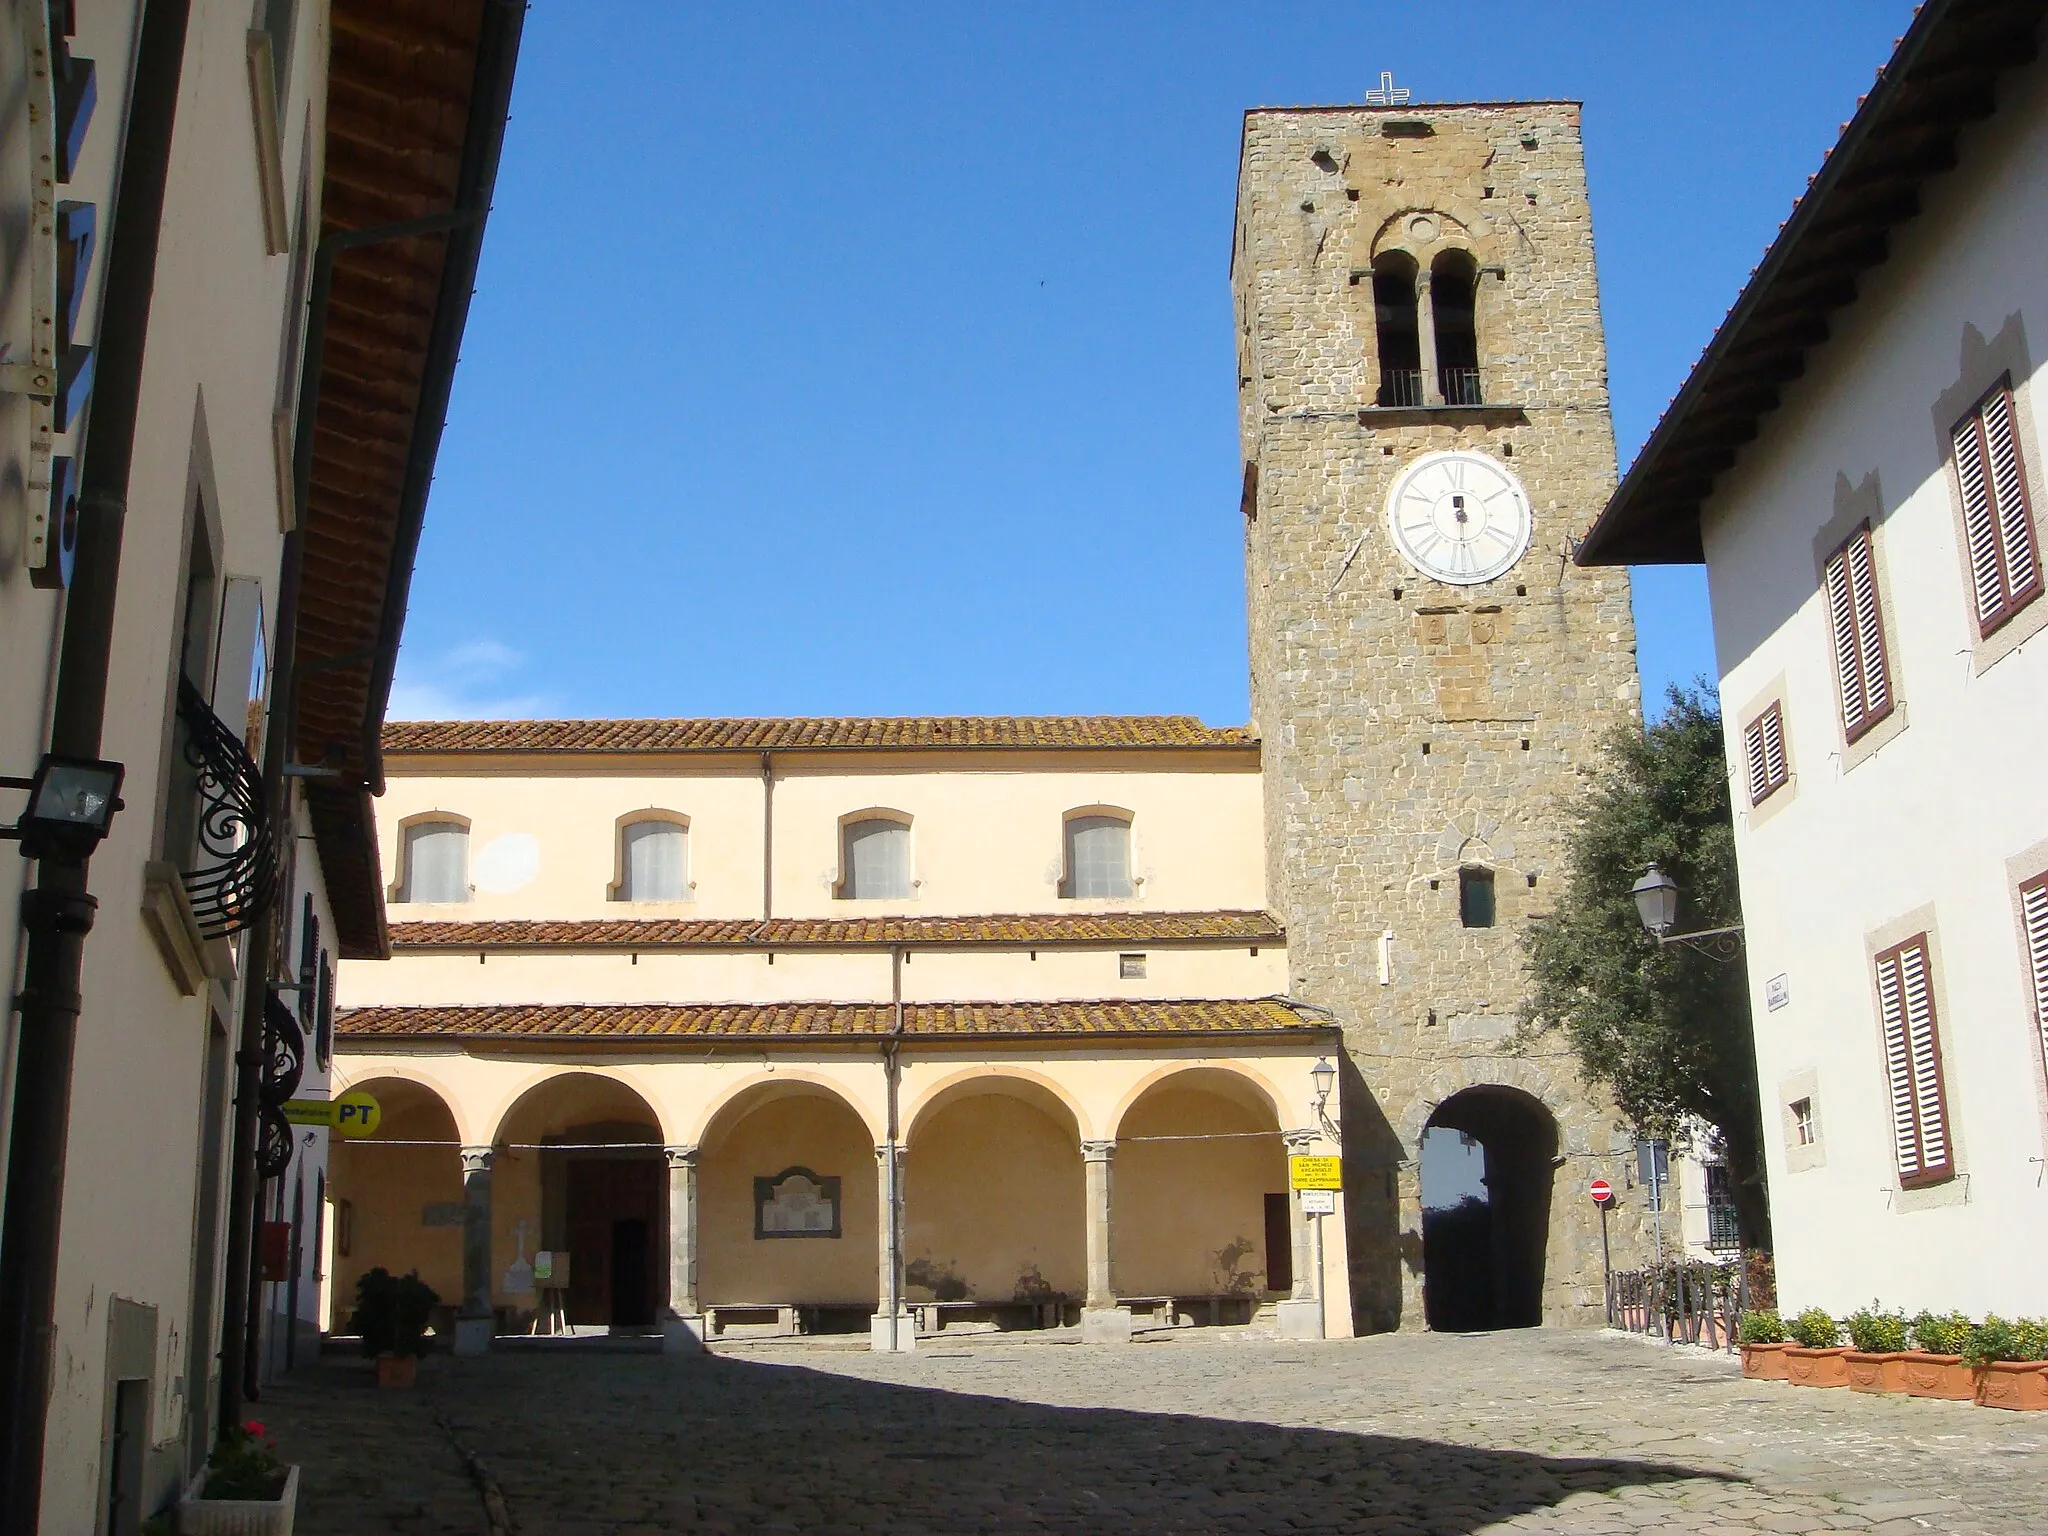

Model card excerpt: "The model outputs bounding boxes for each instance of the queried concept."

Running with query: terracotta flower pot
[1845,1351,1908,1393]
[1783,1345,1852,1387]
[1900,1351,1974,1399]
[1973,1361,2048,1411]
[376,1352,417,1389]
[1740,1342,1789,1380]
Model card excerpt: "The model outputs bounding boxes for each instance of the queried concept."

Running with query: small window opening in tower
[1459,866,1496,928]
[1372,250,1423,406]
[1432,249,1481,405]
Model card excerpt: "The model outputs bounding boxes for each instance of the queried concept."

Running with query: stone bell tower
[1234,95,1647,1330]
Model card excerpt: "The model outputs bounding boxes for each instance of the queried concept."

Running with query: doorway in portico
[1420,1086,1557,1331]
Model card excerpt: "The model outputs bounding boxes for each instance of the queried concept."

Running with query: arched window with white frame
[838,814,912,900]
[1061,810,1133,899]
[399,817,470,904]
[614,815,690,902]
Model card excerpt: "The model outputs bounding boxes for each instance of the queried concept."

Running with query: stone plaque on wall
[754,1166,841,1239]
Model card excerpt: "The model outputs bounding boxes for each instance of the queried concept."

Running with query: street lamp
[1310,1057,1336,1114]
[0,755,125,859]
[1630,862,1743,960]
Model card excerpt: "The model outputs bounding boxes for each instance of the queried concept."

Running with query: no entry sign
[1589,1178,1614,1205]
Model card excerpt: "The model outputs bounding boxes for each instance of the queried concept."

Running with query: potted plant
[352,1266,440,1387]
[1738,1309,1789,1380]
[174,1418,298,1535]
[1844,1306,1910,1393]
[1966,1316,2048,1411]
[1903,1310,1977,1400]
[1783,1307,1851,1387]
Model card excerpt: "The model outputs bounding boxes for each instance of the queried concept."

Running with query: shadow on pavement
[265,1349,1737,1534]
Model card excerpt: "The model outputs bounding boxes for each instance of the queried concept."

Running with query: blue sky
[389,2,1920,724]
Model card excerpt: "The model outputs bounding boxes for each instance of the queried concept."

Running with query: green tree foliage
[1519,682,1772,1250]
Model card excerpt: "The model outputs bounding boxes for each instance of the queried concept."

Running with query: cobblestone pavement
[258,1329,2044,1535]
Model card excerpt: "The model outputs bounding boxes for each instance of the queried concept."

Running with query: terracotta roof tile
[336,997,1322,1041]
[381,716,1256,756]
[389,910,1284,950]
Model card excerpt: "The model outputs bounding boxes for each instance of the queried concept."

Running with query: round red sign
[1589,1178,1614,1205]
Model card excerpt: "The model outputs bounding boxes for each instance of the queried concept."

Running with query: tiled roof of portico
[387,910,1285,951]
[381,715,1255,755]
[336,997,1326,1041]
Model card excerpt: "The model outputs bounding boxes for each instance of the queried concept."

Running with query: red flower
[243,1419,266,1437]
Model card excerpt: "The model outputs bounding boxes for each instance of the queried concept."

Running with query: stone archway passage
[327,1078,465,1329]
[1421,1086,1558,1331]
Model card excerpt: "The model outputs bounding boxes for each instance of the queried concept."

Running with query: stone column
[1080,1139,1130,1343]
[869,1143,913,1352]
[1416,265,1442,405]
[1277,1129,1325,1340]
[455,1146,494,1356]
[662,1144,704,1354]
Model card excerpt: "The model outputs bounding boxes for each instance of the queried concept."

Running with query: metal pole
[1599,1199,1611,1314]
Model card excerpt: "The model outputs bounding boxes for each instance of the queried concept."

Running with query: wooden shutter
[1952,379,2043,636]
[2022,875,2048,1095]
[1823,524,1892,740]
[1742,702,1787,806]
[1874,934,1953,1188]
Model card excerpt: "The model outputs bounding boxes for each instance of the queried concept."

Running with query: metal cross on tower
[1364,70,1411,107]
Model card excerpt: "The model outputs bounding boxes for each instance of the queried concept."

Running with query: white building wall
[1700,51,2048,1319]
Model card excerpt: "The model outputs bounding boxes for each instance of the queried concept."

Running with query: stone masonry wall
[1235,102,1654,1329]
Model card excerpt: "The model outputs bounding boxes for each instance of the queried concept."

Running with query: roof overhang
[1577,0,2044,567]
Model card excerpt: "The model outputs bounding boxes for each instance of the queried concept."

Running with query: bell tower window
[1372,250,1423,406]
[1432,249,1481,404]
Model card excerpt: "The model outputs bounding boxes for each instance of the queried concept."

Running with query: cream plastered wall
[331,1043,1352,1328]
[903,1091,1085,1303]
[373,751,1266,922]
[1115,1078,1290,1298]
[1701,51,2048,1319]
[341,945,1289,1008]
[35,4,332,1524]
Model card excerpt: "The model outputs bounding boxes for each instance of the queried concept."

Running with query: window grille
[1064,815,1133,899]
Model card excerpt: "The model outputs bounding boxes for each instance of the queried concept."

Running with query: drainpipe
[760,751,773,920]
[0,4,191,1526]
[884,944,905,1349]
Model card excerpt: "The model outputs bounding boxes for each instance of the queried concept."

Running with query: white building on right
[1578,0,2048,1319]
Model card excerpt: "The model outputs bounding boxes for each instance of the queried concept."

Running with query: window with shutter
[1742,702,1789,806]
[1951,377,2043,637]
[1823,524,1893,741]
[1873,933,1953,1188]
[2020,874,2048,1101]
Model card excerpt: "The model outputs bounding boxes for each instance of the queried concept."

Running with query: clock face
[1385,450,1533,586]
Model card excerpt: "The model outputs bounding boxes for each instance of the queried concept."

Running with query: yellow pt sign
[281,1090,382,1138]
[1288,1154,1342,1191]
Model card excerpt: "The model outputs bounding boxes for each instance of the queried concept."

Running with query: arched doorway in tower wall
[495,1074,667,1330]
[1419,1086,1557,1331]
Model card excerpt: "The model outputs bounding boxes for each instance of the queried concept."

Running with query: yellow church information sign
[1288,1155,1342,1191]
[281,1090,382,1138]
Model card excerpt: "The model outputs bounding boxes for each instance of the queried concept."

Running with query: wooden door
[565,1158,665,1326]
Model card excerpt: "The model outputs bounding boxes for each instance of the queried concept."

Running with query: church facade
[329,95,1656,1347]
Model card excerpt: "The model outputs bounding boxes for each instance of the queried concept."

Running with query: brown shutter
[2022,875,2048,1095]
[1742,703,1788,805]
[1954,380,2043,636]
[1825,525,1892,741]
[1743,715,1770,805]
[1874,934,1953,1188]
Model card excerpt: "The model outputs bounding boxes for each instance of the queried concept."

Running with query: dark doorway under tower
[1419,1087,1557,1331]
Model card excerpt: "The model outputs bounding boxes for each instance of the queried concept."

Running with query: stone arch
[482,1063,682,1148]
[326,1074,467,1327]
[1361,200,1500,271]
[1398,1056,1570,1149]
[1112,1066,1291,1301]
[903,1071,1085,1306]
[491,1071,669,1330]
[906,1065,1090,1144]
[1108,1061,1286,1139]
[1420,1083,1559,1331]
[332,1061,477,1145]
[696,1075,879,1311]
[692,1070,883,1149]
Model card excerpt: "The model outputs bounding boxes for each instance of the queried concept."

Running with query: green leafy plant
[202,1419,287,1501]
[1909,1310,1973,1355]
[1846,1307,1908,1354]
[1738,1309,1785,1344]
[1963,1316,2048,1365]
[351,1267,440,1358]
[1788,1307,1840,1348]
